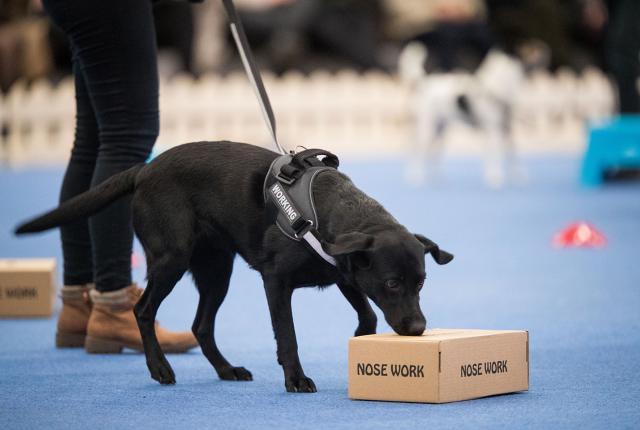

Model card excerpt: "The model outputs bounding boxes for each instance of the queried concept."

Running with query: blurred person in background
[484,0,573,69]
[153,0,196,76]
[604,0,639,113]
[566,0,608,70]
[487,0,638,112]
[0,0,53,91]
[384,0,491,72]
[40,0,197,353]
[235,0,384,73]
[385,0,609,73]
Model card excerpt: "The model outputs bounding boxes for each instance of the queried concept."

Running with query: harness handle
[291,149,340,169]
[278,149,339,182]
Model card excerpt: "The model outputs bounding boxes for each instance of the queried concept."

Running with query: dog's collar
[263,149,339,267]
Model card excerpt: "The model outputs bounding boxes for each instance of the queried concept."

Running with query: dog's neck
[312,171,404,240]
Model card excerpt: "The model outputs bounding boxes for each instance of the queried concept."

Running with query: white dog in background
[399,42,527,188]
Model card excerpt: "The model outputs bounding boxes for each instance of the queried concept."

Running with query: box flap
[350,329,527,344]
[0,259,56,272]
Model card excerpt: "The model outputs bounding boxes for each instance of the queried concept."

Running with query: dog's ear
[323,232,374,269]
[323,232,374,256]
[414,234,454,265]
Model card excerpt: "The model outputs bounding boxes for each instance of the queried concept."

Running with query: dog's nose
[402,319,425,336]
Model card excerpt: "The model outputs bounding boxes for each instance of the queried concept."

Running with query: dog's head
[324,230,453,336]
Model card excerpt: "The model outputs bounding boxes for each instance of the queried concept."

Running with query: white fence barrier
[0,69,615,167]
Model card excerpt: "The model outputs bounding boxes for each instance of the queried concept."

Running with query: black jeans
[42,0,159,292]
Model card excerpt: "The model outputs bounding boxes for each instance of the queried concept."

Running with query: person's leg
[42,3,100,348]
[42,0,197,353]
[54,55,100,348]
[83,0,158,292]
[59,56,99,287]
[58,0,159,292]
[42,0,158,293]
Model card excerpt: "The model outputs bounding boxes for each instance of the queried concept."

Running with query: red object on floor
[553,222,607,248]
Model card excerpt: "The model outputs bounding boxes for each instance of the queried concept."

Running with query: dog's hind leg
[190,248,252,381]
[425,119,447,183]
[337,282,377,336]
[406,112,445,186]
[484,123,508,188]
[502,114,527,184]
[134,251,188,385]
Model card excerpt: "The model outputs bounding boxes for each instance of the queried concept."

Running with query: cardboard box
[349,329,528,403]
[0,259,57,317]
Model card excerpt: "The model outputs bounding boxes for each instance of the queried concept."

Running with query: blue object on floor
[581,115,640,186]
[1,157,639,429]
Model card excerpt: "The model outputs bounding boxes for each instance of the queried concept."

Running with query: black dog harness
[264,149,340,266]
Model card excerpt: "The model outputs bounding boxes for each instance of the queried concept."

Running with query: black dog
[15,141,453,392]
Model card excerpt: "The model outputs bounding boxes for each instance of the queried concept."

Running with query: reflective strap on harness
[301,230,337,267]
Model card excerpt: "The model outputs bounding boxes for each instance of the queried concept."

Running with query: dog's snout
[406,319,426,336]
[395,317,426,336]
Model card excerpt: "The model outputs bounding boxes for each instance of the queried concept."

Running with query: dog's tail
[15,164,144,235]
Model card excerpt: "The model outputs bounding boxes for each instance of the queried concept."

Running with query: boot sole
[85,336,126,354]
[56,332,86,348]
[84,335,196,354]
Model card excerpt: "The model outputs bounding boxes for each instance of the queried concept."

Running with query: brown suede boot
[85,284,198,354]
[56,284,94,348]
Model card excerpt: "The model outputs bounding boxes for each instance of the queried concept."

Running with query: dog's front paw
[285,376,317,393]
[218,366,253,381]
[355,324,376,337]
[355,315,377,336]
[148,357,176,385]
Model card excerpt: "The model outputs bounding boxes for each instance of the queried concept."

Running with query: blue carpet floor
[1,157,639,429]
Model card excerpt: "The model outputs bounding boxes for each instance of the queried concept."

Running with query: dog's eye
[385,279,400,290]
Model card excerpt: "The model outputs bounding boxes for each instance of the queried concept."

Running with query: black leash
[221,0,287,155]
[222,0,339,266]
